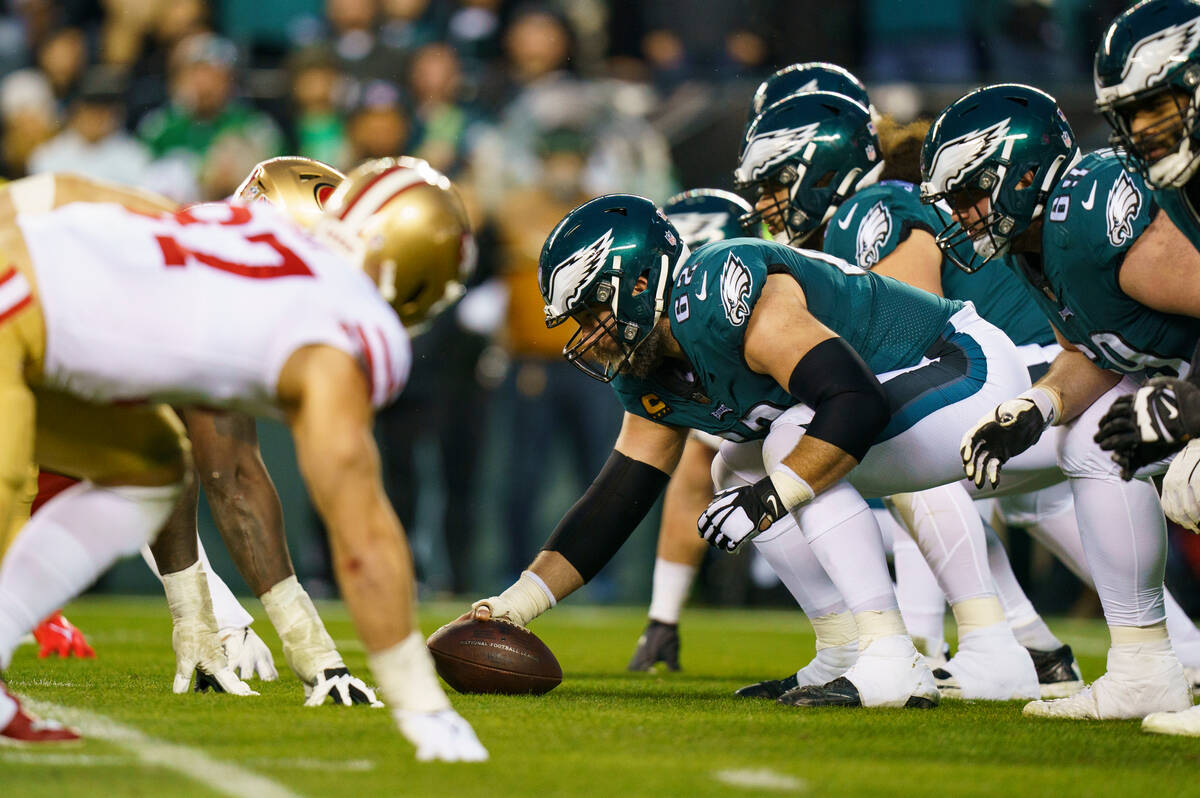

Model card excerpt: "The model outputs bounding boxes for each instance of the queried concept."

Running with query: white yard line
[21,698,302,798]
[713,768,807,792]
[0,751,130,766]
[244,756,375,772]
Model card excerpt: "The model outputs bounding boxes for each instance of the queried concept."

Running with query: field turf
[4,596,1200,797]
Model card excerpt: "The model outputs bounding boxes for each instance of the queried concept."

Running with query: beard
[622,323,667,379]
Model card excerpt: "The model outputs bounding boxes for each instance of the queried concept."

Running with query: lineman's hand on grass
[220,627,278,681]
[304,667,384,707]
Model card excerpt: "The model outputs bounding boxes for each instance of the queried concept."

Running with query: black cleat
[778,677,937,709]
[627,620,681,672]
[736,673,798,699]
[1026,644,1085,699]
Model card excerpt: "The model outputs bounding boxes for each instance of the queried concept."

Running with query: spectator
[408,42,482,176]
[380,0,447,54]
[137,32,284,199]
[287,45,351,168]
[37,27,87,111]
[1,68,59,178]
[445,0,504,79]
[28,68,151,186]
[344,78,410,163]
[490,127,623,581]
[111,0,211,124]
[323,0,406,83]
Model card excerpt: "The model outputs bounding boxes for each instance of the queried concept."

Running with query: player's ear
[1017,169,1037,190]
[632,274,650,295]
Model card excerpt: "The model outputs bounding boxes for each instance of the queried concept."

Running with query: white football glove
[697,478,786,552]
[395,708,489,762]
[171,616,259,696]
[304,667,384,707]
[220,627,278,682]
[1162,439,1200,532]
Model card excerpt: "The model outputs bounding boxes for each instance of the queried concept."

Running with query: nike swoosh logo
[836,206,857,230]
[1080,182,1097,210]
[696,271,708,301]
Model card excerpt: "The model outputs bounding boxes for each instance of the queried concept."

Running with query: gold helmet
[235,156,345,226]
[321,156,475,328]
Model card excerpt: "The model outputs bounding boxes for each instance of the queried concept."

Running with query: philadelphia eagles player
[466,188,1077,708]
[627,188,758,673]
[1089,0,1200,738]
[922,82,1200,721]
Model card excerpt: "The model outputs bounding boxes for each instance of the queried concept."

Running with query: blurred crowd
[7,0,1195,611]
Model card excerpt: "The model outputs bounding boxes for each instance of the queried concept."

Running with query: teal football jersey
[1152,180,1200,254]
[1028,150,1200,377]
[611,239,963,441]
[823,181,1055,347]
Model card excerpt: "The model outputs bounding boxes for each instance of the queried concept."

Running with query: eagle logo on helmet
[1115,15,1200,94]
[1106,170,1143,246]
[856,201,892,268]
[719,252,753,326]
[669,212,732,247]
[736,122,821,184]
[544,228,615,319]
[924,117,1012,193]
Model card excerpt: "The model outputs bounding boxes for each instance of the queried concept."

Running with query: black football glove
[1095,377,1200,479]
[698,477,786,552]
[961,394,1053,489]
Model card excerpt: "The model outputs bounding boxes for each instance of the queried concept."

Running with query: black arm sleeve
[541,451,670,583]
[787,337,891,461]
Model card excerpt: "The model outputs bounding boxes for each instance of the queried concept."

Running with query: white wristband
[768,464,815,512]
[1019,385,1062,427]
[471,571,555,627]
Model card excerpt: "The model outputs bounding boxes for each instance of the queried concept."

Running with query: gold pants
[0,263,188,557]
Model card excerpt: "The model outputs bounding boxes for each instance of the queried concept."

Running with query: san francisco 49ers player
[0,158,488,761]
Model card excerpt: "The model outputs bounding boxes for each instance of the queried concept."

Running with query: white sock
[1070,476,1166,628]
[981,520,1063,650]
[892,531,946,656]
[0,481,179,668]
[369,631,450,715]
[890,483,995,605]
[141,535,254,631]
[793,482,897,614]
[646,558,696,625]
[752,513,849,618]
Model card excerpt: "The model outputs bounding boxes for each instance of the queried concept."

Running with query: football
[426,618,562,695]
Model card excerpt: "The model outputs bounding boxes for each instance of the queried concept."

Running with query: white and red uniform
[21,200,409,415]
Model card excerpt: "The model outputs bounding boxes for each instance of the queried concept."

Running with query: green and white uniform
[1032,151,1200,380]
[613,238,1035,497]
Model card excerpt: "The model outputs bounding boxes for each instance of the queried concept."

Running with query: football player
[0,160,487,760]
[466,185,1087,709]
[732,86,1076,701]
[921,83,1200,721]
[626,188,759,673]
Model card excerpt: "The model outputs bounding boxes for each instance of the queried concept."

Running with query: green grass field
[4,597,1200,798]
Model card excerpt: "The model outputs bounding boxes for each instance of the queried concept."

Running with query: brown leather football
[426,618,562,695]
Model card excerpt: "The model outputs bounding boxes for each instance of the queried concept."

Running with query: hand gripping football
[426,618,562,695]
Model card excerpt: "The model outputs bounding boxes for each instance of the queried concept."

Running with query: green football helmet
[920,83,1079,273]
[746,62,875,129]
[538,194,685,382]
[735,90,883,246]
[662,188,760,247]
[1095,0,1200,189]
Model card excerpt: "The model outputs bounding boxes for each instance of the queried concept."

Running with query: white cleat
[1023,643,1192,720]
[395,709,489,762]
[934,623,1040,701]
[1143,704,1200,737]
[780,635,939,708]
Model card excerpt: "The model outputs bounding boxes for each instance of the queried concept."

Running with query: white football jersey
[22,201,410,417]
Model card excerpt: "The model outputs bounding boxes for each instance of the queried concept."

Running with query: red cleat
[33,612,95,659]
[0,683,80,746]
